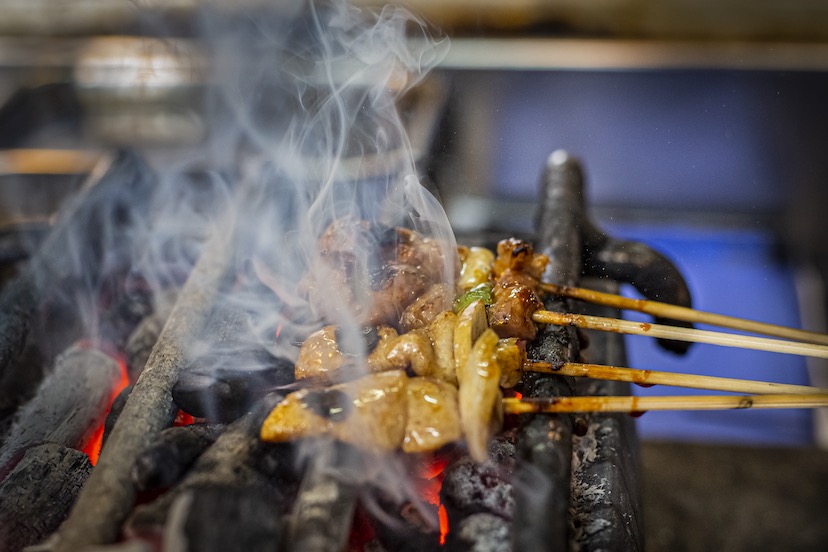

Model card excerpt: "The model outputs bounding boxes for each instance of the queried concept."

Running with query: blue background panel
[602,222,814,446]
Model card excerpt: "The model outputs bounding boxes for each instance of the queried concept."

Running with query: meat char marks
[488,238,549,341]
[299,216,454,328]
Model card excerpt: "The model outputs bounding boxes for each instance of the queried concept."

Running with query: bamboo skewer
[541,282,828,346]
[526,360,828,395]
[503,393,828,415]
[532,310,828,359]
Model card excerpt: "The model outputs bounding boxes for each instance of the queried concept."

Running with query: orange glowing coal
[79,353,129,465]
[415,455,451,545]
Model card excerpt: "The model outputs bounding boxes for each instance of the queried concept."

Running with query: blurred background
[0,1,826,549]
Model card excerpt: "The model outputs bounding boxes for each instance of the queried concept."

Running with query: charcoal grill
[0,137,698,551]
[0,2,707,548]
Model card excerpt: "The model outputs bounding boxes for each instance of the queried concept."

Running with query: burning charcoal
[132,424,224,492]
[0,345,123,471]
[440,431,515,524]
[0,443,92,551]
[162,486,282,552]
[173,351,294,423]
[126,393,295,532]
[366,497,441,552]
[56,222,237,552]
[0,152,155,386]
[102,385,134,448]
[446,513,510,552]
[440,456,514,523]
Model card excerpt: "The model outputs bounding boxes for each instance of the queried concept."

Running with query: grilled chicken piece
[488,281,543,340]
[403,377,462,453]
[425,310,458,386]
[457,246,495,291]
[457,329,503,463]
[491,237,548,280]
[399,283,454,332]
[295,311,459,385]
[384,329,435,377]
[295,324,399,381]
[260,371,462,454]
[260,370,408,451]
[495,337,525,388]
[488,238,549,340]
[453,300,489,386]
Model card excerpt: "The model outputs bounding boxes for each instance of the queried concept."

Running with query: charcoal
[440,459,513,522]
[371,517,438,552]
[0,276,38,397]
[446,513,510,552]
[102,385,134,447]
[173,351,294,423]
[0,345,122,471]
[55,218,237,552]
[0,443,92,552]
[366,488,441,551]
[126,393,295,532]
[287,440,363,552]
[131,424,224,492]
[0,152,156,384]
[163,485,282,552]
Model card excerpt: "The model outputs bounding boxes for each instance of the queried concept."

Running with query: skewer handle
[527,361,828,395]
[541,282,828,346]
[504,393,828,414]
[532,310,828,359]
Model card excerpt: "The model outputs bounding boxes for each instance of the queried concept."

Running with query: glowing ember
[438,504,449,546]
[413,454,452,545]
[79,353,129,465]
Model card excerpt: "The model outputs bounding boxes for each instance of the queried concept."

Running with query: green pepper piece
[454,283,494,313]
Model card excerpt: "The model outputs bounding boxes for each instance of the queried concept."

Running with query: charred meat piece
[488,239,549,341]
[299,217,455,328]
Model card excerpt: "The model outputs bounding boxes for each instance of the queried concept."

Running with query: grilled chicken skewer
[260,224,825,462]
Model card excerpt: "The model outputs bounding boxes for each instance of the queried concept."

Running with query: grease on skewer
[532,310,828,359]
[526,360,828,395]
[503,393,828,415]
[541,282,828,346]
